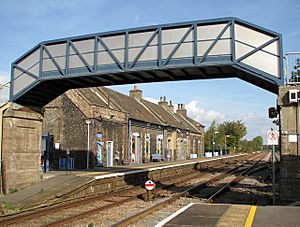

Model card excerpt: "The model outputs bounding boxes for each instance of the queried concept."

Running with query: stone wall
[43,95,130,168]
[279,155,300,203]
[278,85,300,155]
[43,90,204,168]
[278,86,300,203]
[94,120,128,166]
[2,105,43,193]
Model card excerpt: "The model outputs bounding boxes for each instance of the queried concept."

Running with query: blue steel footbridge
[10,17,284,109]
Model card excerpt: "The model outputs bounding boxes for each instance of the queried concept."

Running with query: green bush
[9,188,18,194]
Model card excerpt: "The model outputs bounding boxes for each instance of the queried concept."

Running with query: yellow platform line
[244,206,257,227]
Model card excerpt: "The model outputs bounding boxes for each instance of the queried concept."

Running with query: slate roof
[140,99,202,133]
[175,113,201,134]
[71,86,204,133]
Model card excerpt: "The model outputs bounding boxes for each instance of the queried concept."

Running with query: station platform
[0,155,225,208]
[0,155,239,209]
[157,203,300,227]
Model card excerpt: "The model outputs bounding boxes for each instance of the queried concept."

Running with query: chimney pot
[168,100,174,112]
[158,96,168,108]
[176,103,187,117]
[129,85,142,101]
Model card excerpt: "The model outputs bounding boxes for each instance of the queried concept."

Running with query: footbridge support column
[1,103,43,194]
[278,86,300,203]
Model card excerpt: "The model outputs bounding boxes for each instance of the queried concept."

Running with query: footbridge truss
[10,17,283,109]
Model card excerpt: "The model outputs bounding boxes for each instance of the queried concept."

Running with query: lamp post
[212,131,219,156]
[85,119,91,170]
[225,135,230,155]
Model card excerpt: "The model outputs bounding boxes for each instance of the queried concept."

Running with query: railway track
[0,153,265,226]
[114,152,269,226]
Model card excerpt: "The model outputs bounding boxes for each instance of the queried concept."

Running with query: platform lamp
[85,119,91,170]
[212,131,219,155]
[224,135,230,155]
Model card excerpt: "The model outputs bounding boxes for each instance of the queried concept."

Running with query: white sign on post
[267,131,279,145]
[145,180,156,191]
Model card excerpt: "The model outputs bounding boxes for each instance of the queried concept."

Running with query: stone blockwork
[278,86,300,203]
[43,86,205,169]
[278,85,300,155]
[279,155,300,203]
[2,104,43,193]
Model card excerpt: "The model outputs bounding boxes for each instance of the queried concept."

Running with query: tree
[251,136,263,151]
[204,121,217,150]
[238,136,263,153]
[204,120,247,153]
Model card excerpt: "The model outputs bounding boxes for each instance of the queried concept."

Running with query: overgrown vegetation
[0,202,22,214]
[204,120,263,153]
[9,187,18,194]
[290,58,300,82]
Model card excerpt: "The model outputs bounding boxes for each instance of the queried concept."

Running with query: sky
[0,0,299,142]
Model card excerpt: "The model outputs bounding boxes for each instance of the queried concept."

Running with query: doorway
[107,141,113,167]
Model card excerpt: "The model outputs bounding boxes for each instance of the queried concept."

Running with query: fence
[285,52,300,85]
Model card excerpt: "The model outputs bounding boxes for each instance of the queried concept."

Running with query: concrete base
[2,104,43,194]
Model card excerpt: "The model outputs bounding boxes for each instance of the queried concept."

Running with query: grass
[0,201,22,214]
[9,188,18,194]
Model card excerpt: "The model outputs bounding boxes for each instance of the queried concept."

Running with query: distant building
[42,86,205,169]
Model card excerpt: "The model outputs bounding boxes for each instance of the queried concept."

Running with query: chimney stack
[168,100,174,112]
[129,85,142,101]
[176,103,187,117]
[158,96,168,108]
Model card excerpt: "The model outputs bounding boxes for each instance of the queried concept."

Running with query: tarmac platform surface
[157,203,300,227]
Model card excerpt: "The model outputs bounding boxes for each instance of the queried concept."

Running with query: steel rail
[113,152,267,227]
[43,166,230,227]
[205,152,268,203]
[0,154,250,226]
[0,157,237,226]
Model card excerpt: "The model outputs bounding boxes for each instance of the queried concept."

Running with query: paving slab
[164,204,229,227]
[160,203,300,227]
[253,206,300,227]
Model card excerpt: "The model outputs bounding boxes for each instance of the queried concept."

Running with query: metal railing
[285,52,300,85]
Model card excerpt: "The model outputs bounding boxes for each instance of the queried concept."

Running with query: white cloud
[145,98,225,127]
[134,14,141,24]
[185,100,224,126]
[239,113,275,142]
[144,97,272,143]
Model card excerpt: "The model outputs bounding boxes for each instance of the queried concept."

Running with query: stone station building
[43,86,205,169]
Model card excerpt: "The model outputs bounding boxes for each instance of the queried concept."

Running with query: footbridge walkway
[10,17,283,109]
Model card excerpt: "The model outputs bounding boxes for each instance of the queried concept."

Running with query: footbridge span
[10,17,283,109]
